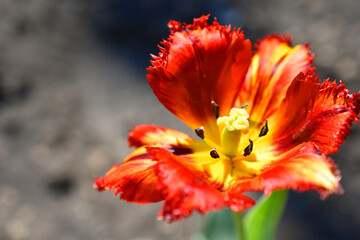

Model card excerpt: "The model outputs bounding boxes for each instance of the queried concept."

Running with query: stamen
[194,126,218,149]
[210,148,220,158]
[240,103,249,108]
[259,120,269,137]
[211,101,219,119]
[195,127,204,139]
[243,139,253,157]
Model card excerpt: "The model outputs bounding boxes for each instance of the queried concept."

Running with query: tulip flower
[94,15,360,223]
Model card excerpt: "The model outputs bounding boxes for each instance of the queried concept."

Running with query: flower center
[217,108,250,158]
[193,104,270,186]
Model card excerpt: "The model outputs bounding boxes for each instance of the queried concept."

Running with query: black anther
[210,148,220,158]
[195,127,204,139]
[211,101,219,119]
[259,120,269,137]
[240,103,249,108]
[243,139,253,157]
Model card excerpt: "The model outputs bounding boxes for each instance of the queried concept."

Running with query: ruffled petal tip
[93,160,164,204]
[93,175,106,191]
[272,72,360,154]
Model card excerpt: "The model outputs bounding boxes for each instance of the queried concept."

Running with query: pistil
[217,108,250,158]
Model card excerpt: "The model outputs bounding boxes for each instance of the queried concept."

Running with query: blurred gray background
[0,0,359,239]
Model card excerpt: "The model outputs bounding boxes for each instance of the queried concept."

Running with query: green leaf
[191,208,236,240]
[243,190,288,240]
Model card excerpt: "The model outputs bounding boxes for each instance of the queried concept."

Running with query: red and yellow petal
[128,124,192,148]
[225,142,342,199]
[93,142,197,204]
[237,35,315,125]
[148,148,255,222]
[270,72,360,154]
[94,158,164,203]
[147,15,252,143]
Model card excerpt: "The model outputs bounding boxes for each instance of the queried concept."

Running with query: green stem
[243,190,288,240]
[233,211,245,240]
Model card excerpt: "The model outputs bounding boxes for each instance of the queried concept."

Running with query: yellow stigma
[217,108,250,158]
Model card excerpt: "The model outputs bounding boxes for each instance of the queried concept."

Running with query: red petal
[148,148,255,222]
[94,158,164,203]
[226,143,342,199]
[147,15,252,143]
[237,35,315,124]
[95,124,200,204]
[270,72,360,154]
[128,124,192,148]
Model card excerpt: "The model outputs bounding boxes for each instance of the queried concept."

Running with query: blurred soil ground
[0,0,359,240]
